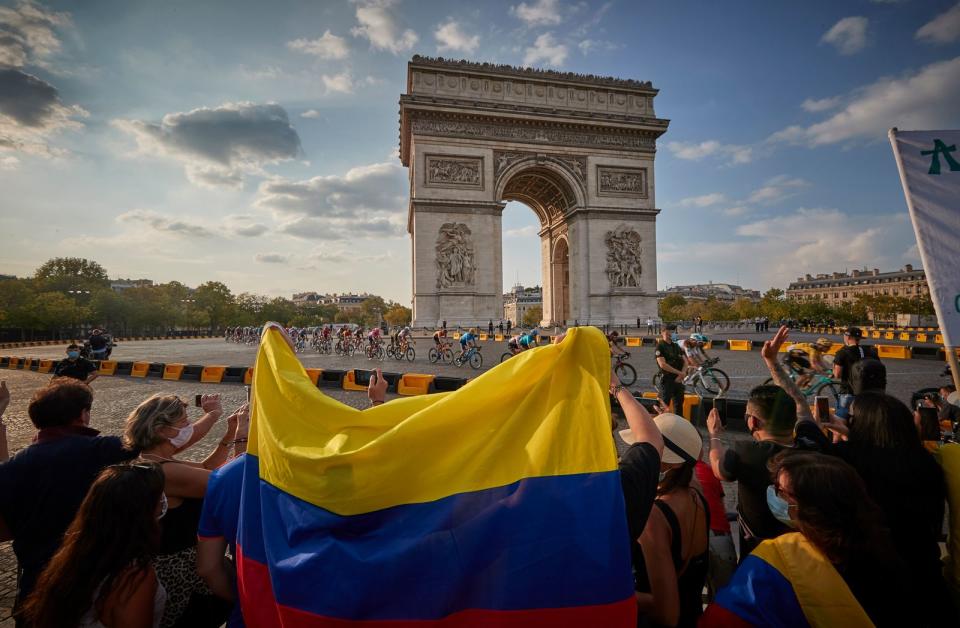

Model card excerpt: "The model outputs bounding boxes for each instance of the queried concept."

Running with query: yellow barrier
[98,360,117,376]
[728,339,752,351]
[243,368,254,385]
[899,332,911,341]
[917,333,928,343]
[342,370,367,392]
[626,337,642,347]
[200,366,226,383]
[876,345,911,360]
[162,364,185,380]
[480,334,488,341]
[682,394,700,421]
[453,333,461,340]
[131,362,150,378]
[936,334,944,344]
[703,341,713,350]
[884,332,895,340]
[305,368,323,386]
[398,373,435,396]
[495,334,504,341]
[871,331,881,339]
[38,359,53,374]
[641,391,658,400]
[7,357,18,369]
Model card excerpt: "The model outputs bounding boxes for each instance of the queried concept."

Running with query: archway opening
[499,166,576,328]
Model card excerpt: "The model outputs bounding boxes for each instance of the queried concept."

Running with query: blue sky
[2,0,959,303]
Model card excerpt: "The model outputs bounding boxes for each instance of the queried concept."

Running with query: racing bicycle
[653,357,730,397]
[429,342,454,364]
[454,345,483,369]
[613,353,637,387]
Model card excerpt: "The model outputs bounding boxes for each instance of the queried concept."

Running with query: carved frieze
[494,151,530,176]
[435,222,476,289]
[558,156,586,183]
[597,166,648,197]
[605,226,643,289]
[411,116,656,152]
[425,155,483,190]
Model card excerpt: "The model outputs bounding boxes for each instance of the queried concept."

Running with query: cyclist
[433,327,448,348]
[367,326,381,350]
[809,337,833,375]
[459,328,479,359]
[785,345,814,388]
[607,330,628,357]
[683,333,711,370]
[519,328,539,351]
[397,326,413,351]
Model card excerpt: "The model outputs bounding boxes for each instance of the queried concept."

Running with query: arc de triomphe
[399,56,669,328]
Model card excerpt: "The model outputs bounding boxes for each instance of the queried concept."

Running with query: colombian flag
[701,533,873,627]
[236,325,637,626]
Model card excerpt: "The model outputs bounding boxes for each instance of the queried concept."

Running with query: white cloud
[321,71,354,94]
[577,38,620,55]
[351,0,419,55]
[916,3,960,44]
[287,30,350,59]
[225,215,269,237]
[255,161,407,241]
[678,193,727,208]
[821,16,869,55]
[505,225,539,238]
[721,206,750,217]
[301,109,322,119]
[801,96,841,112]
[237,65,284,80]
[0,155,19,169]
[746,175,808,205]
[523,32,568,67]
[664,140,753,165]
[116,209,214,238]
[510,0,563,27]
[434,20,479,54]
[0,1,71,69]
[112,101,302,187]
[254,253,288,264]
[769,56,960,147]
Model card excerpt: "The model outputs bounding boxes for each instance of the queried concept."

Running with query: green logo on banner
[921,139,960,175]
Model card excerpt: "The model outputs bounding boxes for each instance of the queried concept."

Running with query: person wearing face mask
[124,394,241,628]
[53,343,99,383]
[0,378,137,623]
[625,413,709,627]
[702,451,914,627]
[654,324,686,414]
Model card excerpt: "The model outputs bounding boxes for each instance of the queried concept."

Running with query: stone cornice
[408,55,658,93]
[400,109,665,165]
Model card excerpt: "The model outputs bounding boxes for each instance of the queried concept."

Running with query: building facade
[502,284,543,326]
[658,282,760,303]
[786,265,929,305]
[291,292,376,313]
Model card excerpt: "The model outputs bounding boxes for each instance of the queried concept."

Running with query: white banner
[889,129,960,348]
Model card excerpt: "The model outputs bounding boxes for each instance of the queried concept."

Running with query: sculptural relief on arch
[399,56,670,327]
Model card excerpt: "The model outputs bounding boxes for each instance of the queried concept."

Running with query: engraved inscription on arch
[597,165,648,198]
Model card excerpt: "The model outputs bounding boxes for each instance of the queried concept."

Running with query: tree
[34,258,109,292]
[194,281,235,330]
[523,305,542,327]
[25,292,87,338]
[260,298,298,325]
[659,294,687,321]
[384,304,412,327]
[359,296,388,327]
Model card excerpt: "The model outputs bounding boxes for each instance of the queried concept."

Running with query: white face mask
[168,423,194,449]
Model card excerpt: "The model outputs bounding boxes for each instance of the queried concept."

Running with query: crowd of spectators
[0,323,958,627]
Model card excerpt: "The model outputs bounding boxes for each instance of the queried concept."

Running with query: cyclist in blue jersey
[518,329,539,350]
[459,328,478,358]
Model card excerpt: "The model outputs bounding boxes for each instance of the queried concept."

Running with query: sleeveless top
[79,573,167,627]
[635,489,711,628]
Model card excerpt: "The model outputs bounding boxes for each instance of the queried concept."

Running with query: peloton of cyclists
[506,328,540,356]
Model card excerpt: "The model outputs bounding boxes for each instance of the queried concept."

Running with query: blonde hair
[123,394,185,450]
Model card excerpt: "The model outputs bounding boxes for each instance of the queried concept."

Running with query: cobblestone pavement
[0,333,947,623]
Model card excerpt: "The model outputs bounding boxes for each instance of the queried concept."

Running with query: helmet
[695,333,709,343]
[814,337,833,350]
[787,347,809,359]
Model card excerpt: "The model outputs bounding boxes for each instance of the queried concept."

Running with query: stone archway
[399,56,669,327]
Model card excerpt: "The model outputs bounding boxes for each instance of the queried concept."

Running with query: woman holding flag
[701,451,914,627]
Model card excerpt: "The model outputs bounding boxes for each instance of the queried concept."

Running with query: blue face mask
[67,351,80,359]
[766,485,797,527]
[670,333,680,342]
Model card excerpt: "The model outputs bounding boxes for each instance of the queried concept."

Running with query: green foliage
[34,257,109,291]
[522,305,543,327]
[384,304,412,327]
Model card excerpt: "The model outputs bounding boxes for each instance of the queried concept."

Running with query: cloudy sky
[2,0,959,302]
